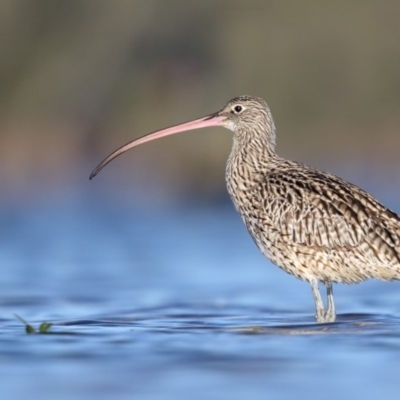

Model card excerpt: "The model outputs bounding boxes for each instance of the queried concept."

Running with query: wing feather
[259,166,400,260]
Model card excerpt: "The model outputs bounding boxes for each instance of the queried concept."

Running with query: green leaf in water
[39,322,52,333]
[25,324,36,334]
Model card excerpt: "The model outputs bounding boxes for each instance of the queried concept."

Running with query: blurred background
[1,0,400,206]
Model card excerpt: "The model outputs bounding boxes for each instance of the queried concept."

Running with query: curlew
[90,96,400,323]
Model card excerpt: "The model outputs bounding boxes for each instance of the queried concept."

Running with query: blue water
[2,189,400,400]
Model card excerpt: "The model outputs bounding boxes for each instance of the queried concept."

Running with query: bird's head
[217,96,276,143]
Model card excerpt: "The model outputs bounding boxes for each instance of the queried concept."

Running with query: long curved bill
[89,112,226,180]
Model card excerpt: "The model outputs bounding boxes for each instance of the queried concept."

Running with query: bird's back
[227,157,400,284]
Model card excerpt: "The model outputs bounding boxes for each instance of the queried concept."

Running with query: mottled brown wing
[259,166,400,255]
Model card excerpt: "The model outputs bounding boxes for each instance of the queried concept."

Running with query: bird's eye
[233,105,243,114]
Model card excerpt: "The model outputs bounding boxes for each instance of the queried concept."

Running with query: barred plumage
[90,95,400,323]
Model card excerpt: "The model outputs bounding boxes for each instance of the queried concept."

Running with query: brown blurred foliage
[1,1,400,202]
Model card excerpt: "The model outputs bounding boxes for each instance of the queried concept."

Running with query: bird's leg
[310,280,326,323]
[324,282,336,322]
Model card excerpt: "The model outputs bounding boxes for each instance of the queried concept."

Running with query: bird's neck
[226,130,278,184]
[225,133,278,213]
